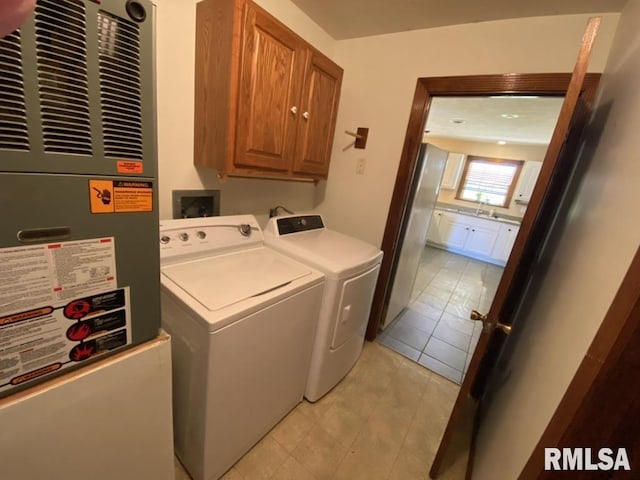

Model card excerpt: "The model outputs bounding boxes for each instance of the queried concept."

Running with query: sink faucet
[475,200,486,216]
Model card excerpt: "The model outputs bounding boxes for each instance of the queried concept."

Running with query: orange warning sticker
[89,180,115,213]
[89,180,153,213]
[11,363,62,385]
[117,161,144,174]
[0,307,54,327]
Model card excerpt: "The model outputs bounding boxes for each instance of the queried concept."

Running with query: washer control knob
[179,232,189,242]
[160,235,170,244]
[239,224,252,237]
[196,231,206,240]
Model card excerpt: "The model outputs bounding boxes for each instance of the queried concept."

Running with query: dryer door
[331,264,380,349]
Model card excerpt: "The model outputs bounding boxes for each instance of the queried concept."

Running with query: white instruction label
[0,287,131,394]
[0,238,117,316]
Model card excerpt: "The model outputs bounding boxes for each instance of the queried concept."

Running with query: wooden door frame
[365,73,601,341]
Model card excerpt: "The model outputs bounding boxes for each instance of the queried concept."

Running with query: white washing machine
[264,214,383,401]
[159,215,324,480]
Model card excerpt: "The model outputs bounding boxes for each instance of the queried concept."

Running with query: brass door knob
[470,310,512,335]
[495,322,512,335]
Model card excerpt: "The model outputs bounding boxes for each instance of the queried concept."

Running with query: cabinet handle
[472,229,475,232]
[302,111,309,120]
[290,106,298,115]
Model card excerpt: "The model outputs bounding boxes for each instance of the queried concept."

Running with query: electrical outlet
[356,158,366,175]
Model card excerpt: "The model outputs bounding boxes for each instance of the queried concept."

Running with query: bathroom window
[456,156,523,207]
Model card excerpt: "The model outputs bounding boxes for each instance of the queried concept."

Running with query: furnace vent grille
[98,11,143,160]
[35,0,93,155]
[0,31,30,151]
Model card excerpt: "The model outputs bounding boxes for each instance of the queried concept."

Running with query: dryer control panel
[275,215,325,235]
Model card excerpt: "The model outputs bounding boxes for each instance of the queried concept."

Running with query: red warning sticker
[117,161,144,174]
[0,287,131,394]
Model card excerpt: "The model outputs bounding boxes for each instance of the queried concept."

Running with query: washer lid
[162,248,312,311]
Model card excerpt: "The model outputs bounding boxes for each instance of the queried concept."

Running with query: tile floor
[174,341,465,480]
[378,246,504,384]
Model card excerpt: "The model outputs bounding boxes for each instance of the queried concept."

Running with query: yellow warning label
[89,180,115,213]
[89,180,153,213]
[113,181,153,212]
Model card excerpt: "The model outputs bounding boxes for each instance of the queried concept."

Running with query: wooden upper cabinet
[235,5,305,172]
[293,50,343,177]
[194,0,343,180]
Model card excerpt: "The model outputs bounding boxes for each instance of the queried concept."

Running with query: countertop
[435,204,522,226]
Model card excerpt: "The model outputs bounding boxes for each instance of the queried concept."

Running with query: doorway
[366,75,601,388]
[377,94,564,383]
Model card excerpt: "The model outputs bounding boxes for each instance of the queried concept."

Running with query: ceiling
[289,1,625,146]
[290,0,625,40]
[424,96,565,145]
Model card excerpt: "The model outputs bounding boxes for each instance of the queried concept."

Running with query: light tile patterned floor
[174,341,464,480]
[379,246,504,384]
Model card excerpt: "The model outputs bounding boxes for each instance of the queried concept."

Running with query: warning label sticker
[0,238,117,316]
[117,161,144,174]
[0,287,131,394]
[89,180,153,214]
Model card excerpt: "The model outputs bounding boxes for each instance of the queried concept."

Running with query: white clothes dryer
[160,215,324,480]
[264,214,382,402]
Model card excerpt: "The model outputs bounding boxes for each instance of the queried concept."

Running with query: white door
[438,212,469,250]
[491,224,520,262]
[464,224,499,257]
[426,210,443,243]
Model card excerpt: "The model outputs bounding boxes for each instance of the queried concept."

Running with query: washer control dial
[160,235,170,244]
[196,231,206,239]
[239,224,252,237]
[179,232,189,242]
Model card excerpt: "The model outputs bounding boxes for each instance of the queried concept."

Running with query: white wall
[155,1,619,240]
[473,0,640,477]
[154,0,335,225]
[318,13,619,246]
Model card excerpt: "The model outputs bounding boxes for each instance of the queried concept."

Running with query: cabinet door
[440,153,465,189]
[464,224,499,257]
[491,224,520,262]
[426,210,444,243]
[235,4,306,172]
[438,213,469,249]
[292,50,343,177]
[514,161,542,204]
